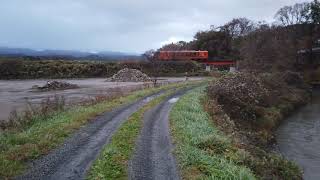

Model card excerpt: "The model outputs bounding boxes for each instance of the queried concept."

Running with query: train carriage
[155,51,209,62]
[154,50,236,68]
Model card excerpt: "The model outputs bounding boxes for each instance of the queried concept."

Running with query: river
[276,90,320,180]
[0,77,202,122]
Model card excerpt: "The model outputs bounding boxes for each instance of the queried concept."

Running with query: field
[0,59,205,79]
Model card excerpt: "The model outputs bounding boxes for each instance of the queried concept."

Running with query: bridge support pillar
[205,65,211,72]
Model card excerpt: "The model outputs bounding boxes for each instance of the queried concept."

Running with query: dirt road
[16,91,166,180]
[14,85,194,180]
[129,88,192,180]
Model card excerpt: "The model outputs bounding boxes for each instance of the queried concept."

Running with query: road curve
[16,91,166,180]
[129,88,192,180]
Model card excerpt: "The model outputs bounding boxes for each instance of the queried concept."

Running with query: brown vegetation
[0,95,66,130]
[207,72,309,139]
[205,72,310,179]
[153,1,320,74]
[0,60,203,79]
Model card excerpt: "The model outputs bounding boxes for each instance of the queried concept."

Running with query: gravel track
[129,88,192,180]
[16,91,166,180]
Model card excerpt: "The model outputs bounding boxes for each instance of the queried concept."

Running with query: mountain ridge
[0,47,141,60]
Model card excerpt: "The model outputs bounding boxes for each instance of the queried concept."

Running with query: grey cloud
[0,0,312,53]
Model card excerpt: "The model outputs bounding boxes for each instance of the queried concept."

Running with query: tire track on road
[16,90,166,180]
[129,88,192,180]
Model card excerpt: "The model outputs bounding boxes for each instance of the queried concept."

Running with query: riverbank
[205,72,310,179]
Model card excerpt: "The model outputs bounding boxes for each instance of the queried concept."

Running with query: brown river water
[0,77,202,122]
[276,90,320,180]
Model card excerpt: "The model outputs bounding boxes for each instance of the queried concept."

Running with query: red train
[154,50,235,67]
[155,51,208,62]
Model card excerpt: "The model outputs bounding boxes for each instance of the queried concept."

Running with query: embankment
[205,71,310,179]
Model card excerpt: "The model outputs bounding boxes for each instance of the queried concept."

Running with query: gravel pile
[34,81,79,91]
[109,68,151,82]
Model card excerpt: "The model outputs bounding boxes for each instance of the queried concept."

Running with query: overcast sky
[0,0,312,53]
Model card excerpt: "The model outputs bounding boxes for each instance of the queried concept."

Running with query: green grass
[0,81,201,178]
[169,86,256,180]
[87,89,179,180]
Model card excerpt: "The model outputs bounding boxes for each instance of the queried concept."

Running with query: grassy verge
[170,86,256,180]
[87,88,180,179]
[0,81,201,178]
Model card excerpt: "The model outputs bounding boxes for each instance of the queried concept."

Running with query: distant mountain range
[0,47,143,61]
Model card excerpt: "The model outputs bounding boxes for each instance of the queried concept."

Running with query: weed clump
[0,95,66,130]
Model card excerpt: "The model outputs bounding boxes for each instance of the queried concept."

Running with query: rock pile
[34,81,79,91]
[109,68,151,82]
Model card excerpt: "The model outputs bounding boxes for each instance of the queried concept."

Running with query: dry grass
[1,95,66,130]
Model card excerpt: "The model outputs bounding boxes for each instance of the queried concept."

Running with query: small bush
[197,134,232,155]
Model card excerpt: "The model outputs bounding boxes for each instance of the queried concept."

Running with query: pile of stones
[33,81,79,91]
[109,68,151,82]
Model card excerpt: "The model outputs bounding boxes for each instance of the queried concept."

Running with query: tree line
[148,0,320,72]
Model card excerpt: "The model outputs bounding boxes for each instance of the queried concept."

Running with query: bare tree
[220,18,255,38]
[143,49,160,87]
[142,49,156,61]
[275,2,310,26]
